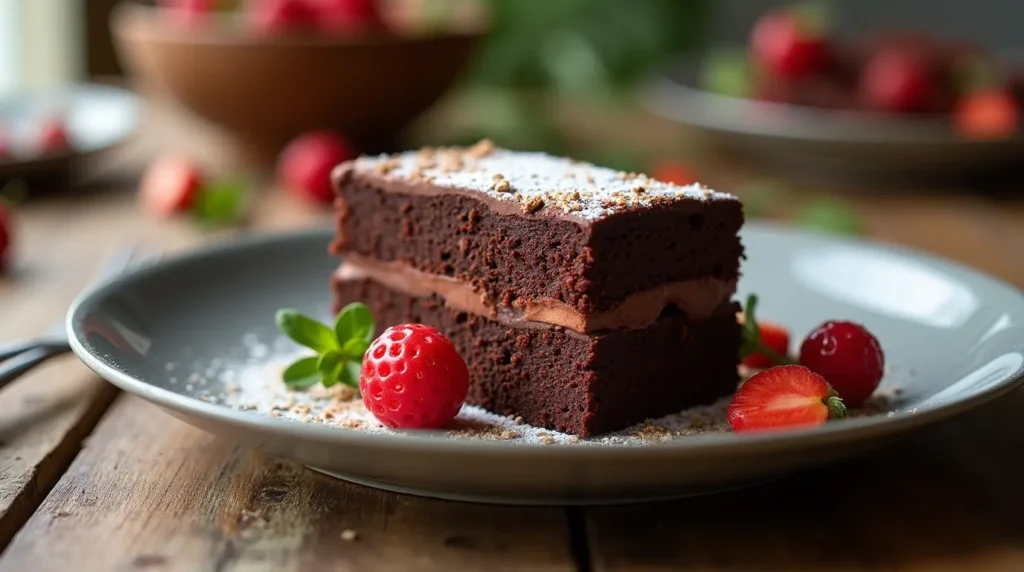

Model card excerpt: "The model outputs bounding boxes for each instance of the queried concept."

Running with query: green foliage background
[466,0,708,93]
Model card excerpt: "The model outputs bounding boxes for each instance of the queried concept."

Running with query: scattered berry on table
[277,130,354,204]
[360,323,469,429]
[37,116,71,154]
[727,364,846,432]
[139,154,204,218]
[799,320,884,407]
[0,203,11,270]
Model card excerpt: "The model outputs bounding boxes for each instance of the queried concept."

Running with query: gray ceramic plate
[66,223,1024,505]
[641,58,1024,179]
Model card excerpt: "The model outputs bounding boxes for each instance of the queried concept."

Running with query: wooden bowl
[111,3,485,163]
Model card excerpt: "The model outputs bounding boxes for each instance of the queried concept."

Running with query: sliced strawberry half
[728,364,846,432]
[139,154,203,218]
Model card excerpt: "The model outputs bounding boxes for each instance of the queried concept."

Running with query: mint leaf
[339,360,362,389]
[192,179,248,227]
[282,357,319,390]
[276,309,340,353]
[274,304,374,394]
[342,337,370,360]
[317,351,344,388]
[334,302,375,346]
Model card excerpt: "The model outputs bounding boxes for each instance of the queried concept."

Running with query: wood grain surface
[0,99,1022,570]
[0,396,578,572]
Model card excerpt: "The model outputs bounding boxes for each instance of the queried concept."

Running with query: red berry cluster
[161,0,385,35]
[733,307,885,433]
[712,4,1022,139]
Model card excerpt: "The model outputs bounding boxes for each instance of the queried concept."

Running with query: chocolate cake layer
[333,273,741,437]
[331,143,744,316]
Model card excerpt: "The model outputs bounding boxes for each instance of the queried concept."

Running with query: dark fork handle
[0,342,72,391]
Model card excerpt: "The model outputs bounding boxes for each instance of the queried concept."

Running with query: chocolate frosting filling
[336,253,736,333]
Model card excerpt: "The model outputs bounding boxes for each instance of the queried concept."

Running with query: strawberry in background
[246,0,318,34]
[311,0,385,33]
[749,4,829,80]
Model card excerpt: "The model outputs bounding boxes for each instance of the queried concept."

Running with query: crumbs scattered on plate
[179,334,903,446]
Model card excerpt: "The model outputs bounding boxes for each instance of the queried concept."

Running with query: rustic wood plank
[0,396,577,572]
[0,190,141,549]
[586,388,1024,572]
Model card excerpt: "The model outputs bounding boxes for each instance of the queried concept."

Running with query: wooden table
[0,101,1023,572]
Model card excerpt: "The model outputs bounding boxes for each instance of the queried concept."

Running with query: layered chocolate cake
[329,141,745,436]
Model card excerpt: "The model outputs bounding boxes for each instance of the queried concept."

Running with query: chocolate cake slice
[329,141,745,436]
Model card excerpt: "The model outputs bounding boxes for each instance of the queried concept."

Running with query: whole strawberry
[361,323,469,429]
[799,320,884,407]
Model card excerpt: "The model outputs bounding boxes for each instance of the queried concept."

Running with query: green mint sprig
[275,302,374,391]
[740,294,796,366]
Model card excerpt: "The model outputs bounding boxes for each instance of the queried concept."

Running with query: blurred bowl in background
[642,56,1024,184]
[111,2,485,166]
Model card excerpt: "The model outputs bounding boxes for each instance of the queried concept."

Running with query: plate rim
[640,56,1024,149]
[66,222,1024,458]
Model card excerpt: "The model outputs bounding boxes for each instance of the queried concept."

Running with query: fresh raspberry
[310,0,383,33]
[277,130,354,204]
[954,89,1020,140]
[742,320,790,369]
[360,323,469,429]
[246,0,318,34]
[728,365,845,432]
[37,116,71,154]
[749,9,827,79]
[799,320,884,407]
[652,161,697,186]
[139,154,203,217]
[860,49,932,112]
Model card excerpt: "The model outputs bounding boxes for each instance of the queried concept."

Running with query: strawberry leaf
[339,360,362,389]
[740,294,796,365]
[276,309,340,353]
[282,356,320,390]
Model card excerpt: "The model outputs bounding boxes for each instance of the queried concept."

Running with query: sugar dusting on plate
[184,333,902,446]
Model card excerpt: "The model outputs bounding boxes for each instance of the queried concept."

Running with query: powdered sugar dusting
[347,141,736,222]
[187,335,903,446]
